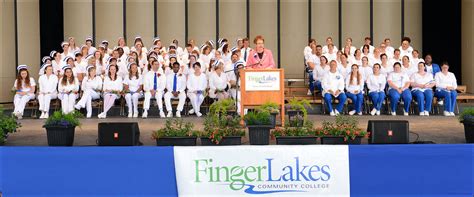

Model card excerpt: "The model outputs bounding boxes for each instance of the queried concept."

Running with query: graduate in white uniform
[410,50,424,67]
[74,51,87,77]
[85,36,96,55]
[361,44,371,58]
[359,56,373,81]
[306,44,321,95]
[359,37,375,54]
[384,38,395,58]
[240,38,252,62]
[93,50,105,76]
[344,37,357,55]
[399,37,413,60]
[200,44,213,67]
[172,39,184,60]
[142,60,167,118]
[324,44,337,62]
[67,37,80,55]
[337,53,351,79]
[187,62,208,117]
[387,62,412,116]
[117,37,130,55]
[38,64,58,119]
[60,41,71,60]
[51,50,62,75]
[434,62,458,116]
[209,61,230,100]
[123,62,143,118]
[367,63,386,116]
[401,55,417,77]
[411,62,435,116]
[322,60,347,116]
[98,64,123,119]
[345,64,365,116]
[74,66,102,118]
[303,39,316,61]
[379,53,393,76]
[101,40,113,55]
[350,49,362,66]
[389,49,402,66]
[322,37,338,54]
[58,66,79,114]
[12,65,36,119]
[369,48,382,65]
[164,62,187,118]
[312,56,330,92]
[39,56,52,76]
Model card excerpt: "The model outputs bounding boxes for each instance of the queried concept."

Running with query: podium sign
[244,71,281,91]
[241,69,285,125]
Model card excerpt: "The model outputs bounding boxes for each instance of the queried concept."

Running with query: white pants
[13,93,35,115]
[164,91,186,112]
[103,93,120,115]
[125,92,143,113]
[59,93,77,114]
[76,90,100,115]
[209,89,229,100]
[144,91,164,111]
[187,92,205,113]
[38,93,57,113]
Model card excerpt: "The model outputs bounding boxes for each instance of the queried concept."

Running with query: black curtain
[422,0,461,81]
[40,0,64,61]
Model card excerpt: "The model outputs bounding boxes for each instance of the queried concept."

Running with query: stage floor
[4,115,465,146]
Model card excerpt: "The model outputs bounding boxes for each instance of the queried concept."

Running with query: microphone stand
[224,64,251,114]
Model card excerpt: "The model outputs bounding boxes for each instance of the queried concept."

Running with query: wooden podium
[240,69,285,125]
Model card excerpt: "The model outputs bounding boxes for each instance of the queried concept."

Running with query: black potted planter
[155,137,197,146]
[276,136,318,145]
[269,112,278,128]
[287,110,304,127]
[200,136,242,146]
[247,125,272,145]
[44,125,76,146]
[462,117,474,143]
[320,136,362,145]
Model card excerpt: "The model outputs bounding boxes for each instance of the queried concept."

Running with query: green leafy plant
[0,105,21,144]
[209,98,236,116]
[244,111,271,126]
[202,115,245,144]
[458,107,474,123]
[272,121,314,137]
[44,110,83,127]
[316,116,367,141]
[256,102,280,114]
[286,98,312,119]
[152,118,199,139]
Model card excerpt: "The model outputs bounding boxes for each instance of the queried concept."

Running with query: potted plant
[458,108,474,143]
[272,121,317,145]
[209,98,237,117]
[0,106,21,145]
[43,110,83,146]
[244,110,272,145]
[318,116,367,145]
[285,98,312,127]
[152,118,199,146]
[256,102,280,128]
[200,115,245,145]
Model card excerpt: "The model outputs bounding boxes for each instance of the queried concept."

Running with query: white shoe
[128,113,133,118]
[133,112,138,118]
[98,112,106,119]
[450,112,455,116]
[307,89,312,96]
[167,111,173,118]
[376,111,381,116]
[357,112,363,116]
[391,112,396,116]
[43,113,49,119]
[39,112,45,119]
[329,111,336,116]
[370,108,377,116]
[160,111,166,118]
[348,110,356,116]
[17,114,23,120]
[419,112,425,116]
[438,100,444,106]
[403,110,409,116]
[444,111,450,116]
[196,112,202,117]
[334,110,340,116]
[142,110,148,119]
[176,111,181,118]
[74,104,81,110]
[86,113,92,118]
[424,111,430,116]
[188,109,195,115]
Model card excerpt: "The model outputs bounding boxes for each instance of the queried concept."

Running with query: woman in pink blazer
[246,35,276,69]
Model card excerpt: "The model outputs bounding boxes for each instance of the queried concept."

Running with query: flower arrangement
[202,115,245,144]
[316,116,368,141]
[152,118,199,139]
[44,110,83,128]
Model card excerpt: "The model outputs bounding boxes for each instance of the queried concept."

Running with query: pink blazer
[246,48,276,69]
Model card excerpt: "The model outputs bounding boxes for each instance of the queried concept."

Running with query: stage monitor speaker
[98,122,141,146]
[367,120,409,144]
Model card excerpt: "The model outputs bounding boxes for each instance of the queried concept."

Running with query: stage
[4,115,466,146]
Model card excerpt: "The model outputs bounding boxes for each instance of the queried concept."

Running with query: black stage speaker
[98,122,141,146]
[367,120,409,144]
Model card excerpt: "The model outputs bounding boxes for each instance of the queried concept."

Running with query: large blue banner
[0,145,473,196]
